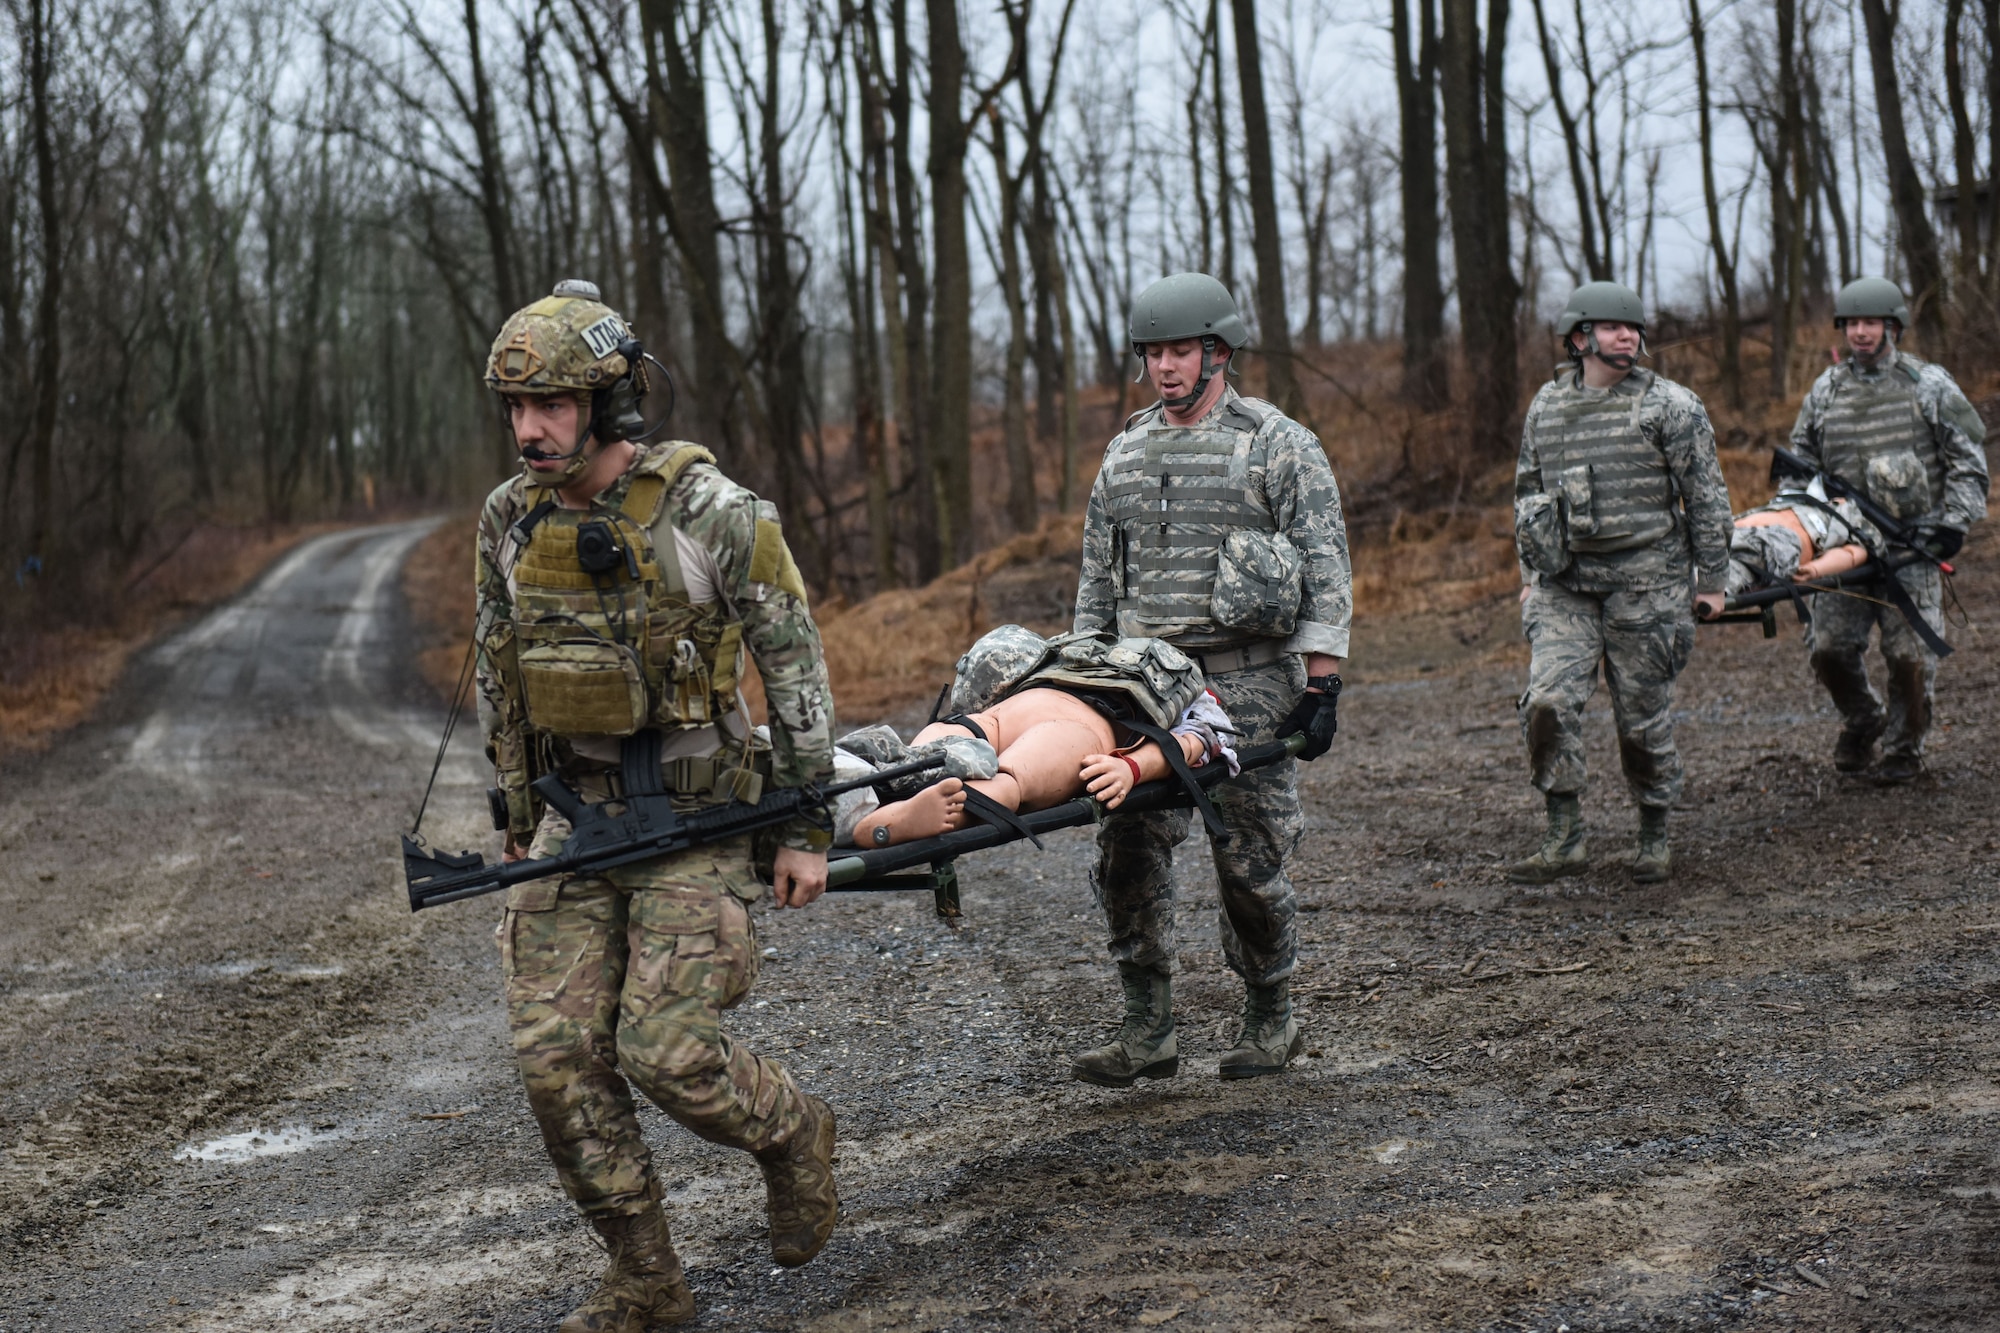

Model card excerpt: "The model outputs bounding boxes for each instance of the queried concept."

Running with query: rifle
[1768,445,1956,575]
[402,754,949,911]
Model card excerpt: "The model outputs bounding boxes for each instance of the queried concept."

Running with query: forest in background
[0,0,1997,639]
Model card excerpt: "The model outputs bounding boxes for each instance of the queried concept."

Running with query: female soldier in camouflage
[1509,282,1732,886]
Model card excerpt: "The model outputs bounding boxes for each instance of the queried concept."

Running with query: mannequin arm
[1080,732,1208,808]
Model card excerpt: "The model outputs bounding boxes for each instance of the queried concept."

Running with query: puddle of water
[175,1124,347,1164]
[1368,1138,1423,1164]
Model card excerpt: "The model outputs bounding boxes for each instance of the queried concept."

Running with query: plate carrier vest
[1533,367,1675,553]
[507,444,745,741]
[1101,396,1280,644]
[1820,357,1938,522]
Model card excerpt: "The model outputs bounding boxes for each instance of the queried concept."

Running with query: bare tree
[1391,0,1448,410]
[1440,0,1521,456]
[1860,0,1947,343]
[1689,0,1742,407]
[1230,0,1301,418]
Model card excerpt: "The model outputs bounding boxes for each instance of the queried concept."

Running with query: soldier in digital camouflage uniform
[1509,282,1733,886]
[1071,273,1350,1086]
[473,280,838,1331]
[1789,278,1988,784]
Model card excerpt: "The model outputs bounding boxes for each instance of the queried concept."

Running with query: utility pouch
[1865,448,1933,521]
[1106,522,1128,598]
[1556,465,1597,539]
[1210,530,1303,636]
[518,639,650,738]
[1513,491,1572,577]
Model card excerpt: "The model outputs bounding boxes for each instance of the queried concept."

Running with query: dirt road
[4,520,1999,1331]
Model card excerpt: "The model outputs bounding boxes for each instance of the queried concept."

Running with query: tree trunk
[1859,0,1948,345]
[1439,0,1521,457]
[1208,0,1236,295]
[1228,0,1301,419]
[988,119,1038,534]
[639,0,737,464]
[1944,0,1982,300]
[1529,0,1607,279]
[888,0,940,578]
[1689,0,1742,408]
[925,0,974,564]
[26,0,62,565]
[1392,0,1448,410]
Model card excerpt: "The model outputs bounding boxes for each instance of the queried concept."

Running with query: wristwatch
[1305,674,1342,694]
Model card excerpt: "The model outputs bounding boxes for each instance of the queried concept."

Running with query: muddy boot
[1833,717,1887,773]
[1873,752,1925,785]
[1505,793,1588,884]
[1630,804,1671,884]
[1071,962,1178,1087]
[560,1205,696,1332]
[754,1095,839,1267]
[1219,979,1303,1079]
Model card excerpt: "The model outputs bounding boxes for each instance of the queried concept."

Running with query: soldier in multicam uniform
[473,281,838,1331]
[1508,281,1733,886]
[1071,273,1350,1086]
[1788,278,1988,784]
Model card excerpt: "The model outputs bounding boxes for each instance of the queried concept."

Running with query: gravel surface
[3,519,1998,1331]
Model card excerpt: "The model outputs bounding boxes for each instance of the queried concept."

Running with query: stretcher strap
[1118,717,1227,838]
[1878,572,1954,658]
[961,786,1045,849]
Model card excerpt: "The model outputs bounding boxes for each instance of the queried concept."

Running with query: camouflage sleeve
[1657,382,1733,594]
[1515,388,1550,585]
[1263,418,1352,658]
[1917,363,1990,530]
[674,466,836,845]
[1788,371,1834,469]
[473,481,539,841]
[1073,461,1118,635]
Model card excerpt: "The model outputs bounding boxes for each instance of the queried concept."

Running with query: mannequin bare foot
[853,778,966,846]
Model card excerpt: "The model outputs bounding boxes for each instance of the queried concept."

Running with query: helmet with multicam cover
[487,280,663,480]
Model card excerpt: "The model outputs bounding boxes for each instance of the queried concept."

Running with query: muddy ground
[3,518,1999,1332]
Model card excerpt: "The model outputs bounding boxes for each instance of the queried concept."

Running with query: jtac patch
[579,315,627,360]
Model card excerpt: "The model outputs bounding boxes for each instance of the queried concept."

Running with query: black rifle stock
[1768,445,1955,574]
[401,754,947,911]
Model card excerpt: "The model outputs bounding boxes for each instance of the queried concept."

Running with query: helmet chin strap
[1570,322,1641,373]
[1159,335,1223,412]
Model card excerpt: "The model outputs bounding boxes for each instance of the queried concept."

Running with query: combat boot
[560,1205,695,1332]
[1071,962,1178,1087]
[1631,804,1671,884]
[753,1095,838,1267]
[1873,752,1925,785]
[1219,979,1303,1079]
[1833,718,1887,773]
[1505,793,1588,884]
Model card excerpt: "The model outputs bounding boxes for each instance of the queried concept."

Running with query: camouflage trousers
[1519,582,1695,809]
[1806,563,1944,760]
[501,807,808,1221]
[1094,653,1304,988]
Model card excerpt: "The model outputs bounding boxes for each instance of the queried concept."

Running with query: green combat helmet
[1128,272,1251,411]
[1833,277,1910,329]
[486,279,657,482]
[1555,280,1646,371]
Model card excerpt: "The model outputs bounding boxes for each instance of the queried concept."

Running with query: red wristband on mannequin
[1119,754,1141,786]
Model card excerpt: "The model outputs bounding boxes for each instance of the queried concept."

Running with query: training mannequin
[1725,486,1877,597]
[851,687,1231,846]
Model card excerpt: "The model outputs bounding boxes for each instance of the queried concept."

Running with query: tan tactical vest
[1101,397,1280,646]
[1820,358,1938,522]
[508,444,744,740]
[1533,368,1675,553]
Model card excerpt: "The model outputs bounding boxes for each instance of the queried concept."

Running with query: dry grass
[403,516,480,702]
[0,523,339,754]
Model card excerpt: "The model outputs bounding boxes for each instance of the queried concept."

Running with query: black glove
[1910,524,1965,561]
[1280,675,1341,761]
